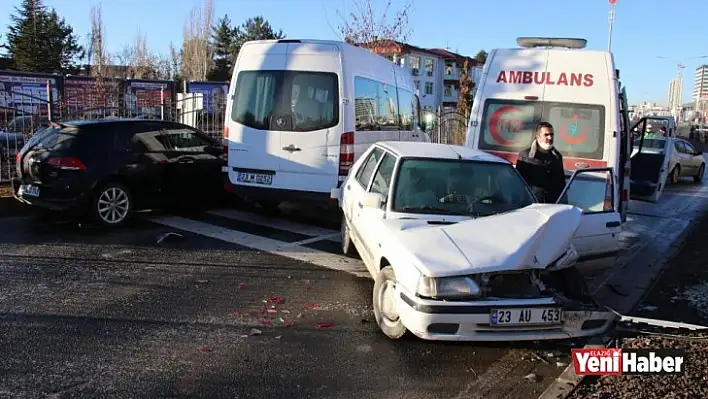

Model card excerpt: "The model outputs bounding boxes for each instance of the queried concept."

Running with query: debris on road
[316,322,333,328]
[156,231,183,244]
[249,328,262,336]
[569,332,708,399]
[571,209,708,398]
[523,373,537,383]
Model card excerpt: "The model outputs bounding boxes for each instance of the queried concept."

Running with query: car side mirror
[362,192,385,209]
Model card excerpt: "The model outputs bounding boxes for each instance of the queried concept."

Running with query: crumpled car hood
[385,204,583,277]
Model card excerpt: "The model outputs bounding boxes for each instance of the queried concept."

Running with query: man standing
[515,121,567,203]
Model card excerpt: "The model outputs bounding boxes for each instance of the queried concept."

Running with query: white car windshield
[391,158,536,217]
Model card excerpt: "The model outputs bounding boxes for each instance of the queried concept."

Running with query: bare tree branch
[336,0,413,54]
[181,0,214,81]
[89,4,110,78]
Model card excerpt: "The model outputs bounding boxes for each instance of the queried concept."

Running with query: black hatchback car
[12,119,225,226]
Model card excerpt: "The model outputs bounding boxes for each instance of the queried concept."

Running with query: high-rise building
[668,78,681,114]
[692,65,708,101]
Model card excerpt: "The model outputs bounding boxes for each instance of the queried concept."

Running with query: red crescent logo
[489,105,521,145]
[560,118,589,145]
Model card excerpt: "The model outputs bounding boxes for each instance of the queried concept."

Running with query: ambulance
[465,37,639,266]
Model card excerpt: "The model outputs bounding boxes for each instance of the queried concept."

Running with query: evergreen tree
[207,15,285,81]
[474,50,487,66]
[208,15,237,81]
[3,0,84,73]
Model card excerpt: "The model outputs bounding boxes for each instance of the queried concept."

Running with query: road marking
[205,208,337,237]
[148,215,368,278]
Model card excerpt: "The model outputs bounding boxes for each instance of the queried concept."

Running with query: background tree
[232,16,285,59]
[113,30,158,79]
[474,50,487,65]
[4,0,83,73]
[208,15,236,81]
[208,15,285,81]
[89,4,110,78]
[181,0,214,81]
[336,0,412,55]
[457,59,475,117]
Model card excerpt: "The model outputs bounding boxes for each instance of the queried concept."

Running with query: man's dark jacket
[515,140,567,203]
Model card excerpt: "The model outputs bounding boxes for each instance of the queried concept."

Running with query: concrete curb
[537,213,703,399]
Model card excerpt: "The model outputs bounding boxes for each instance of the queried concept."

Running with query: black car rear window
[34,126,80,151]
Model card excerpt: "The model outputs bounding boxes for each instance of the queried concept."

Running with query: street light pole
[607,1,616,52]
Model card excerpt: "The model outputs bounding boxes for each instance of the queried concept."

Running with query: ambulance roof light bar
[517,37,587,50]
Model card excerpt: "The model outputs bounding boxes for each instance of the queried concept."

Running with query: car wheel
[340,215,358,256]
[373,266,408,340]
[93,182,132,227]
[671,165,681,184]
[694,163,705,183]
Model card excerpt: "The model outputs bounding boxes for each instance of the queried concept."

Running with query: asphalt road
[1,174,708,398]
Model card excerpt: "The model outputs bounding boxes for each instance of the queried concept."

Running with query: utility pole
[608,0,617,52]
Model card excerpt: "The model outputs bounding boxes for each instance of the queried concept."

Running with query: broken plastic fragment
[284,322,294,328]
[262,320,271,326]
[198,346,211,353]
[156,232,183,244]
[281,309,291,314]
[236,283,246,290]
[275,335,283,339]
[523,373,537,382]
[268,297,284,304]
[316,322,333,328]
[249,328,262,336]
[267,309,278,314]
[302,304,320,310]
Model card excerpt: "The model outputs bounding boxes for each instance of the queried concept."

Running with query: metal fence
[1,73,468,183]
[0,80,228,183]
[423,109,469,145]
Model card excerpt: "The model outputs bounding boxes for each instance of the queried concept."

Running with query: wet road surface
[1,174,708,398]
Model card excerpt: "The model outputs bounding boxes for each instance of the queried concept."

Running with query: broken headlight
[548,244,579,271]
[416,276,482,300]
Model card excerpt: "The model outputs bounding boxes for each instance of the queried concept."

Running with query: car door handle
[282,145,301,152]
[606,221,620,228]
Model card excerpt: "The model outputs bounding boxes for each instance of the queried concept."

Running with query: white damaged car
[333,141,616,341]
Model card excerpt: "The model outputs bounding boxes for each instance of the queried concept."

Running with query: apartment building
[667,78,681,115]
[356,40,482,113]
[692,65,708,101]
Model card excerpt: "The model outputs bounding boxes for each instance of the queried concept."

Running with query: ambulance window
[477,100,539,154]
[544,104,605,160]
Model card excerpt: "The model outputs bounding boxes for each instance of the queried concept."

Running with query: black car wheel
[93,182,132,227]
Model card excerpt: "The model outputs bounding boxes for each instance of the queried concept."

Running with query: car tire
[340,215,358,257]
[92,182,132,227]
[373,266,408,340]
[694,163,705,183]
[671,165,681,184]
